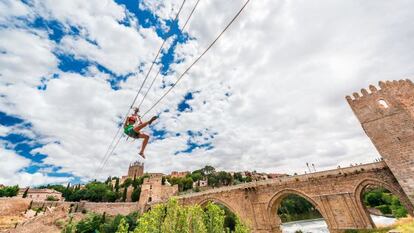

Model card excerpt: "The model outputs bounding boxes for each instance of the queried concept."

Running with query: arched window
[378,99,389,108]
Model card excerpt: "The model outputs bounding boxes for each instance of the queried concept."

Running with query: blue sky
[1,0,414,187]
[0,0,217,186]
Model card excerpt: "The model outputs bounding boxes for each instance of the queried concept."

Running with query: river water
[280,215,397,233]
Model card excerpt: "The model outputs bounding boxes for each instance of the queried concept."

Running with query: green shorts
[124,125,139,137]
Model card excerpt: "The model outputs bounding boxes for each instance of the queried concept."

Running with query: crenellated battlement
[346,79,414,124]
[346,79,413,102]
[129,161,144,167]
[347,78,414,205]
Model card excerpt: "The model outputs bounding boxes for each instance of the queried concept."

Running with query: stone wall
[138,176,178,211]
[347,79,414,204]
[82,202,139,215]
[31,201,139,216]
[0,198,31,216]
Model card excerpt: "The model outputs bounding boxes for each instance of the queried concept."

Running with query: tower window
[378,99,389,108]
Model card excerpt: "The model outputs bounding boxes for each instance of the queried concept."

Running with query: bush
[375,205,391,215]
[46,195,59,201]
[0,185,19,197]
[392,206,408,218]
[65,199,250,233]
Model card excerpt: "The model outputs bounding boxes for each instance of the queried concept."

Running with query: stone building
[120,161,144,183]
[138,175,178,211]
[170,171,190,178]
[193,179,208,187]
[17,188,63,201]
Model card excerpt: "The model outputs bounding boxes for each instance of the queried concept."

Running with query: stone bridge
[178,162,413,233]
[177,79,414,233]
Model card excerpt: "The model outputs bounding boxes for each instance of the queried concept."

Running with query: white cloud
[0,125,10,137]
[0,28,57,87]
[0,146,66,187]
[32,0,162,75]
[0,0,32,25]
[1,0,414,187]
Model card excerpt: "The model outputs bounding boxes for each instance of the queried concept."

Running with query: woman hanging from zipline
[124,107,157,158]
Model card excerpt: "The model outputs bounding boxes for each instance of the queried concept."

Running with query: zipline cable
[99,0,251,176]
[142,0,251,117]
[137,0,202,110]
[94,0,187,176]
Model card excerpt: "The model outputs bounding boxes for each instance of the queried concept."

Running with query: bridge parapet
[178,161,387,199]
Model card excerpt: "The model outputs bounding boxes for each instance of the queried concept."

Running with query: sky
[1,0,414,187]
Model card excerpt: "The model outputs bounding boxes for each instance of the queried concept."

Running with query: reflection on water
[281,215,396,233]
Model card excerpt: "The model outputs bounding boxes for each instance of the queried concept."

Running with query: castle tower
[128,161,144,178]
[346,79,414,204]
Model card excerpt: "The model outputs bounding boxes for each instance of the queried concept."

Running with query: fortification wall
[31,201,139,216]
[346,79,414,204]
[0,198,31,216]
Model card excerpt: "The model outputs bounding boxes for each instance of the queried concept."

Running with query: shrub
[46,195,59,201]
[375,205,391,215]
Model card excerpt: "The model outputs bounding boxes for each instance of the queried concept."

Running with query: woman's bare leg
[133,122,150,132]
[138,133,149,158]
[133,116,157,132]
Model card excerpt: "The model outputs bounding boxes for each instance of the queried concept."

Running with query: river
[280,215,397,233]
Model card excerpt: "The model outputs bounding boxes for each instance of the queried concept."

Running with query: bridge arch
[354,178,414,227]
[267,188,332,232]
[198,197,238,215]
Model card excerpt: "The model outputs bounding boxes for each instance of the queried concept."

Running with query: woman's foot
[149,116,158,125]
[139,152,145,159]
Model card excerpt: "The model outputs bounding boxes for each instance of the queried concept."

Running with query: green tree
[234,217,250,233]
[122,186,128,202]
[22,188,29,198]
[131,187,141,202]
[204,202,225,233]
[134,203,166,233]
[202,165,216,175]
[116,217,129,233]
[217,171,233,186]
[207,174,220,187]
[123,178,133,188]
[189,172,203,182]
[188,205,207,233]
[115,178,120,193]
[161,199,189,233]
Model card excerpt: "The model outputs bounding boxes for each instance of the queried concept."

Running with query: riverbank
[281,216,413,233]
[344,217,414,233]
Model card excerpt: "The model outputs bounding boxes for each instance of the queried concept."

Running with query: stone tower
[128,161,144,178]
[346,79,414,204]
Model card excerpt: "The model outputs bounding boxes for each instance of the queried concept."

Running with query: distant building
[193,179,208,187]
[241,171,287,181]
[17,188,63,201]
[147,173,165,178]
[0,184,4,189]
[120,161,144,183]
[267,173,289,179]
[170,171,189,178]
[138,176,178,211]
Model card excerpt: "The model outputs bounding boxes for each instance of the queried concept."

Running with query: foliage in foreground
[63,199,250,233]
[63,211,139,233]
[135,199,249,233]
